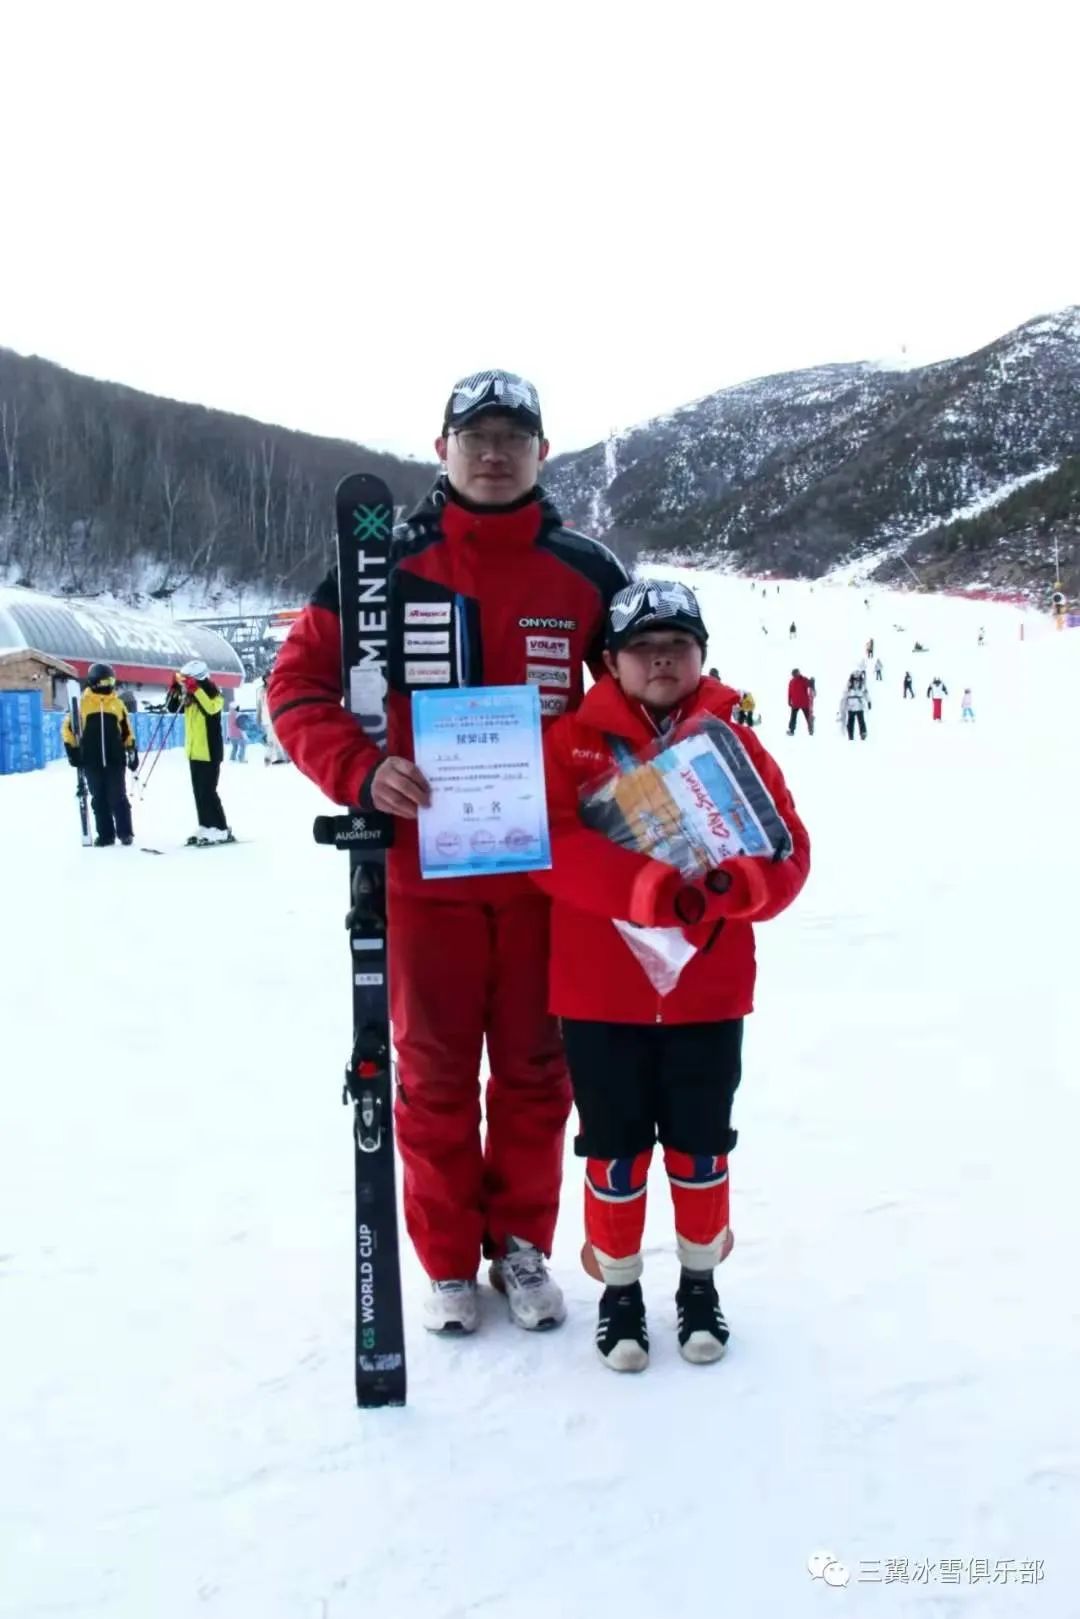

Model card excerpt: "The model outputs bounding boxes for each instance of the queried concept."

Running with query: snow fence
[0,692,187,775]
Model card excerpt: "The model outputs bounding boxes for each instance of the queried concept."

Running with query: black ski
[68,688,92,846]
[313,472,405,1409]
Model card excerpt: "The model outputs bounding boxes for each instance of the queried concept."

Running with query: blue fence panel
[43,710,66,763]
[0,697,188,774]
[133,710,186,753]
[0,690,45,774]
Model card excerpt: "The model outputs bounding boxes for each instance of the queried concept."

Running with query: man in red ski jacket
[787,668,814,735]
[268,371,627,1336]
[532,578,810,1370]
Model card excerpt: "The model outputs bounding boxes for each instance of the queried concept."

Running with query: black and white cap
[443,370,543,435]
[606,578,708,652]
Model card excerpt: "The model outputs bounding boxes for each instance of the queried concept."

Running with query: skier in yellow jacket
[164,659,233,845]
[736,691,757,728]
[61,662,138,845]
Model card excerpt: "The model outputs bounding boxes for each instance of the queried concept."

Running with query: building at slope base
[0,586,244,694]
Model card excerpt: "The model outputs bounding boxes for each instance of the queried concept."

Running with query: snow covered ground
[2,578,1078,1619]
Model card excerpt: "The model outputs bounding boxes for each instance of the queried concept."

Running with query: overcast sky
[4,2,1078,459]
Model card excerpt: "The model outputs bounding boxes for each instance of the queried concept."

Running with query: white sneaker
[489,1237,566,1331]
[423,1279,480,1335]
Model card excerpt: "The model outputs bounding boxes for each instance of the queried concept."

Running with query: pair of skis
[67,688,92,846]
[314,474,406,1408]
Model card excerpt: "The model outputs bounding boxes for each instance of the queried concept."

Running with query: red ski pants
[932,698,943,721]
[389,891,571,1280]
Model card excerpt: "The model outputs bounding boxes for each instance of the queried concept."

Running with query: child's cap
[606,578,708,653]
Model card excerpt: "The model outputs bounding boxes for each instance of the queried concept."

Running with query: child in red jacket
[535,580,811,1372]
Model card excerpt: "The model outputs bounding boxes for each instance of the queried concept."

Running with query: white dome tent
[0,586,244,695]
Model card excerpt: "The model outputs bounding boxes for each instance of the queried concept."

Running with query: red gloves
[183,676,199,695]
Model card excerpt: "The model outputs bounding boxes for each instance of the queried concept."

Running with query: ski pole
[137,711,180,800]
[129,707,169,788]
[141,710,179,787]
[130,723,164,796]
[136,708,170,766]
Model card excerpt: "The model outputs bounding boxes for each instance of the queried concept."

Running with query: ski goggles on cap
[606,579,709,652]
[443,370,543,435]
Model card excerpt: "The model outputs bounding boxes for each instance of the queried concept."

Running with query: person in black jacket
[62,663,138,845]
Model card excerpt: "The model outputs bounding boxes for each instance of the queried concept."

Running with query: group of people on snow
[64,658,235,847]
[268,369,811,1373]
[80,364,988,1376]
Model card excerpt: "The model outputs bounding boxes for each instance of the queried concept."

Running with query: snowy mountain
[3,309,1078,604]
[545,307,1080,594]
[0,347,436,605]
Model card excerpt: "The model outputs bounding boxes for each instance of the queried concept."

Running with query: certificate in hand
[412,686,552,879]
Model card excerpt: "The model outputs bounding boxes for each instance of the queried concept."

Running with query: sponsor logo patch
[539,693,569,716]
[354,972,385,987]
[525,635,570,659]
[526,663,571,688]
[403,631,450,653]
[405,602,452,625]
[519,616,576,630]
[405,661,451,685]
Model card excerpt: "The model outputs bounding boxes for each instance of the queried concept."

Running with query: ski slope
[2,578,1078,1619]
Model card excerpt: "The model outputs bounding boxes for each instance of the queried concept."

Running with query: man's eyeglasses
[451,428,538,458]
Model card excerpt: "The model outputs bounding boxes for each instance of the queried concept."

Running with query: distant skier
[874,657,883,682]
[961,687,975,722]
[708,666,721,680]
[227,703,248,763]
[789,621,797,639]
[866,638,875,658]
[912,640,928,653]
[256,676,289,764]
[736,691,757,728]
[787,668,814,735]
[977,627,986,647]
[165,660,232,844]
[927,677,949,721]
[839,675,868,741]
[62,662,137,846]
[902,671,915,699]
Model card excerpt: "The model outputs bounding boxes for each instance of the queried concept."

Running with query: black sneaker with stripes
[675,1276,730,1364]
[596,1281,650,1373]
